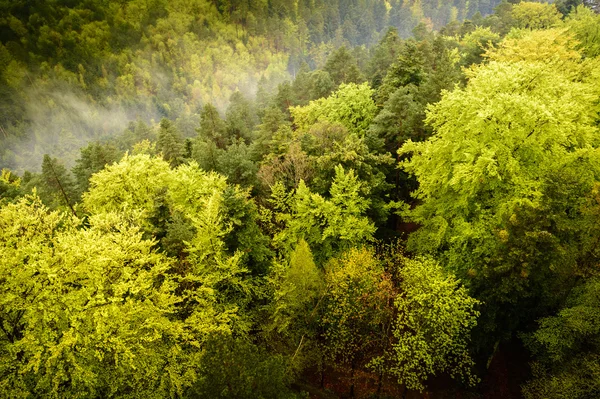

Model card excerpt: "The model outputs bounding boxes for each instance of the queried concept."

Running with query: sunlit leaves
[290,83,377,136]
[387,257,480,391]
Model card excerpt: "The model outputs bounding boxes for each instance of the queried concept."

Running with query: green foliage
[366,27,403,88]
[321,248,394,367]
[400,29,600,342]
[198,103,227,149]
[523,278,600,399]
[84,153,270,274]
[0,169,22,205]
[72,142,122,195]
[291,83,377,136]
[157,118,186,167]
[3,2,599,397]
[460,27,501,66]
[267,240,323,347]
[37,155,78,215]
[385,256,480,391]
[189,337,301,399]
[225,91,257,145]
[566,5,600,57]
[323,46,364,86]
[0,196,211,398]
[511,2,562,30]
[272,166,376,262]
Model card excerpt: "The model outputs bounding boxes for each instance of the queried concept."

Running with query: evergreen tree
[40,154,78,215]
[323,46,364,86]
[156,118,185,167]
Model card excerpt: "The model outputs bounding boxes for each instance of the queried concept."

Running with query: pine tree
[157,118,185,167]
[40,154,77,215]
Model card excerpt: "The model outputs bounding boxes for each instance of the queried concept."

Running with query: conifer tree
[157,118,185,167]
[40,154,77,216]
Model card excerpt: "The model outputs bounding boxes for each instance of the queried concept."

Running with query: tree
[198,103,227,149]
[566,5,600,57]
[460,27,501,66]
[266,240,324,369]
[272,165,376,262]
[321,248,395,396]
[188,336,300,399]
[39,154,78,216]
[383,256,480,392]
[366,27,403,89]
[523,277,600,399]
[0,196,214,398]
[555,0,583,16]
[309,70,335,100]
[323,46,363,86]
[400,30,600,344]
[156,118,186,167]
[72,142,121,195]
[83,154,271,274]
[511,2,562,30]
[0,169,22,205]
[291,83,378,137]
[225,91,257,145]
[376,39,429,105]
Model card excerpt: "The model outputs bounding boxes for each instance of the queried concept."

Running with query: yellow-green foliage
[0,196,213,397]
[511,2,562,30]
[388,256,480,391]
[0,154,268,396]
[402,29,600,274]
[290,83,378,136]
[321,248,394,365]
[272,166,376,261]
[269,240,324,335]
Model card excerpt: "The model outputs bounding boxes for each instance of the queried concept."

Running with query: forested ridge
[2,0,600,398]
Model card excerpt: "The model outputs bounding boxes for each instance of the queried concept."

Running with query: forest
[1,0,600,398]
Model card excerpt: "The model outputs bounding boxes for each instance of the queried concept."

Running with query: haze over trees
[2,1,600,398]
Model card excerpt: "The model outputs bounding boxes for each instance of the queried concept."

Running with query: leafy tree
[297,121,394,225]
[523,277,600,399]
[225,91,257,145]
[400,30,600,343]
[257,139,313,192]
[383,256,480,392]
[38,154,78,215]
[366,27,403,89]
[376,39,429,104]
[309,70,335,100]
[511,2,562,30]
[189,337,300,399]
[272,165,376,262]
[0,196,212,398]
[460,27,501,66]
[266,240,324,369]
[555,0,584,16]
[321,248,395,395]
[198,103,227,149]
[0,169,22,205]
[252,106,290,160]
[84,154,270,274]
[566,5,600,57]
[291,82,377,137]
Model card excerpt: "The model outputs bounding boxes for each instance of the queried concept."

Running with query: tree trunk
[350,360,356,398]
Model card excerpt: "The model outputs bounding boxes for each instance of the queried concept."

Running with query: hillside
[2,1,600,399]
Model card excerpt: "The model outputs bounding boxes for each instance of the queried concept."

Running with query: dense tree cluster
[2,1,600,398]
